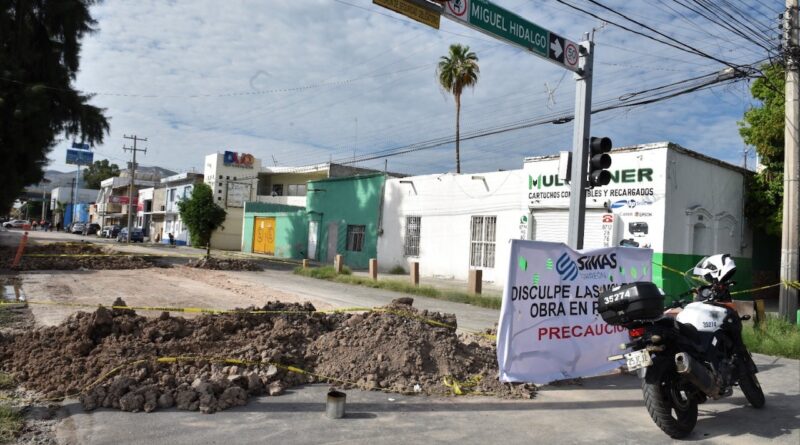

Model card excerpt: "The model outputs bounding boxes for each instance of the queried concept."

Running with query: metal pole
[126,140,137,244]
[781,0,800,320]
[567,39,594,250]
[74,165,80,225]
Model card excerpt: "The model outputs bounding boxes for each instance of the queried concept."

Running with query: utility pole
[782,0,800,321]
[123,134,147,245]
[567,37,594,250]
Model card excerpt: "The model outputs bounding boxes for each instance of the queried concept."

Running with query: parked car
[82,223,101,236]
[70,223,86,234]
[100,225,121,238]
[117,227,144,243]
[2,219,29,229]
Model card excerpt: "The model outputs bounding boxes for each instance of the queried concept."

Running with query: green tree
[82,159,120,189]
[177,183,226,257]
[738,64,785,235]
[0,0,110,213]
[437,44,480,174]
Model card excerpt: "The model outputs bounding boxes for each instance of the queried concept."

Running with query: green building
[242,173,386,269]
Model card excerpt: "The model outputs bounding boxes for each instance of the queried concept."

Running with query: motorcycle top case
[598,282,664,325]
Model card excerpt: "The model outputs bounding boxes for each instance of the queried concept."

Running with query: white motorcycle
[598,254,764,438]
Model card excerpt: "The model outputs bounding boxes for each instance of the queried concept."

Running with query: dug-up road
[3,230,800,444]
[2,230,498,332]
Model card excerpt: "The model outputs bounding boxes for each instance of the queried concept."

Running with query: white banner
[497,240,653,383]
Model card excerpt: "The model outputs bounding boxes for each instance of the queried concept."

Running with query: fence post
[755,299,767,332]
[334,255,343,274]
[410,261,419,287]
[468,269,482,294]
[302,259,309,269]
[369,258,378,280]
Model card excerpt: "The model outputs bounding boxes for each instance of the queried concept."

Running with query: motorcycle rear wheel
[738,367,765,408]
[642,370,698,438]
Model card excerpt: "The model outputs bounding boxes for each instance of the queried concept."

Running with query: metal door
[326,222,338,263]
[308,220,318,260]
[253,217,276,255]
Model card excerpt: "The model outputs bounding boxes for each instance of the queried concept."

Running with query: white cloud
[47,0,775,175]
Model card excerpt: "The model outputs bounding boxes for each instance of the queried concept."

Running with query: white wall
[523,145,668,252]
[378,171,527,283]
[204,153,261,250]
[663,149,751,258]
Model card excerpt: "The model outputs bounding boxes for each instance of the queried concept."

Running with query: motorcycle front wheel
[642,370,698,438]
[738,365,766,408]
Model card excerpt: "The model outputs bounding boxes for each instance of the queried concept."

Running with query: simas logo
[577,253,618,270]
[556,252,578,281]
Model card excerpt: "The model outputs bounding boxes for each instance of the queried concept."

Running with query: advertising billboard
[66,148,94,166]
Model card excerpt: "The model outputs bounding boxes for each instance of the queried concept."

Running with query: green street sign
[443,0,580,72]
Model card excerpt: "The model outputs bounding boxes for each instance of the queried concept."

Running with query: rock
[143,390,159,413]
[119,392,144,412]
[227,374,248,389]
[158,392,174,409]
[175,390,198,411]
[199,393,217,414]
[265,365,278,377]
[392,297,414,306]
[267,381,284,396]
[92,306,113,327]
[246,373,264,395]
[218,386,247,410]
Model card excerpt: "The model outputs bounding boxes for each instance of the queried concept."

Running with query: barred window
[346,225,365,252]
[470,216,497,268]
[404,216,421,256]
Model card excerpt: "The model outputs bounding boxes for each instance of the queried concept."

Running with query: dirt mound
[0,298,533,414]
[186,257,262,271]
[0,243,154,270]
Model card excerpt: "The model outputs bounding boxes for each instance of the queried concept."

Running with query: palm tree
[437,44,480,174]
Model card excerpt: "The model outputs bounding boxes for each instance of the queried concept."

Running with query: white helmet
[693,254,736,283]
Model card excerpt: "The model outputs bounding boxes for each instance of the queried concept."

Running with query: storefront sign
[108,196,138,205]
[497,240,652,383]
[223,151,255,168]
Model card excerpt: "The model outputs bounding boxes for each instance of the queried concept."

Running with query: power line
[553,0,745,69]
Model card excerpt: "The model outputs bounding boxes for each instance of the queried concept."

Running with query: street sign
[66,148,94,166]
[442,0,580,71]
[373,0,441,29]
[71,142,90,150]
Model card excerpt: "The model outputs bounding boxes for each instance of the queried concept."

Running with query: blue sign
[66,148,94,165]
[71,142,91,150]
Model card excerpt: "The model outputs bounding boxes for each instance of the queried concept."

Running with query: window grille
[404,216,421,256]
[470,216,496,268]
[346,225,366,252]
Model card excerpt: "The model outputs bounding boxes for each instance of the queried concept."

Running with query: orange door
[253,217,275,255]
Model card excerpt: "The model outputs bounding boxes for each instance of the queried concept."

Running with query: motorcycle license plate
[624,350,653,371]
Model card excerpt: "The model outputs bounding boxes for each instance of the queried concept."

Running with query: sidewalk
[351,270,503,297]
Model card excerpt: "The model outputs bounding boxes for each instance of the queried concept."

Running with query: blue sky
[47,0,778,175]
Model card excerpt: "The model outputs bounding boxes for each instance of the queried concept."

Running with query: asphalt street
[55,354,799,445]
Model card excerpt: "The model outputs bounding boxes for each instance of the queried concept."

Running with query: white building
[377,142,754,296]
[204,151,262,250]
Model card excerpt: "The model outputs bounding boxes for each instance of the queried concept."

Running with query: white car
[2,219,29,228]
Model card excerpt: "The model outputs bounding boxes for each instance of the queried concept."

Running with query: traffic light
[588,136,612,187]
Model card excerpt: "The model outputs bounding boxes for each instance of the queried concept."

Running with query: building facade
[377,142,754,297]
[241,173,387,269]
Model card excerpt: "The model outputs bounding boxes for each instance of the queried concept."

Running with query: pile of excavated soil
[0,243,154,270]
[0,298,533,414]
[186,257,262,271]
